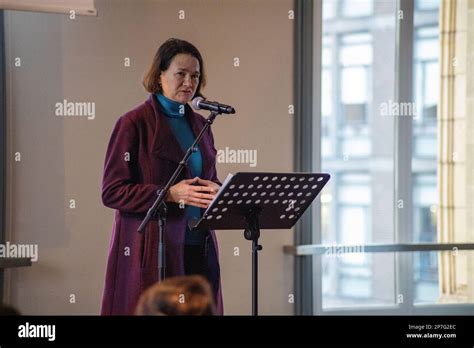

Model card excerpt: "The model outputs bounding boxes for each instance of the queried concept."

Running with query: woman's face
[160,53,200,104]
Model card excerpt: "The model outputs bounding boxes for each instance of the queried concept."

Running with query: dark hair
[0,303,21,315]
[135,275,216,316]
[143,38,206,98]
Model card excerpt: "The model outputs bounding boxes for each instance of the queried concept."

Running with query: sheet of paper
[204,173,233,214]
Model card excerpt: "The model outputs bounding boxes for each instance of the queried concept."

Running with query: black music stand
[189,172,330,316]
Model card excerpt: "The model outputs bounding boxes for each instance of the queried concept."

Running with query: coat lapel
[148,94,184,165]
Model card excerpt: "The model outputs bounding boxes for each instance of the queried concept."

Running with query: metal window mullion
[395,0,415,315]
[294,0,315,316]
[311,0,323,316]
[0,10,6,303]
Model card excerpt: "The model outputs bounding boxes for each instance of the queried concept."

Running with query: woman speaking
[100,38,223,315]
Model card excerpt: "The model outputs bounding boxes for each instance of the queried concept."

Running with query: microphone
[192,97,236,114]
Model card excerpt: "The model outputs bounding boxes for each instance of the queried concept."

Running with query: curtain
[438,0,472,303]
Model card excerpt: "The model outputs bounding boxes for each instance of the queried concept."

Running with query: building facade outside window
[320,0,439,308]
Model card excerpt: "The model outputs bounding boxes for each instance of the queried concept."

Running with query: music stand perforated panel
[190,172,330,230]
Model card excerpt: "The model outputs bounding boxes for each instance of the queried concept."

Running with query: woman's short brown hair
[135,275,216,316]
[143,38,206,98]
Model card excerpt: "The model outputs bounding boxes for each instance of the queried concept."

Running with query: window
[411,2,440,304]
[322,31,372,161]
[323,174,373,306]
[315,0,446,313]
[320,0,396,308]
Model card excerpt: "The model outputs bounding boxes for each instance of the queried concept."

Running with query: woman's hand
[195,177,221,194]
[167,177,220,209]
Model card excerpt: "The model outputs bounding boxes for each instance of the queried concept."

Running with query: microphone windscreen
[191,97,204,110]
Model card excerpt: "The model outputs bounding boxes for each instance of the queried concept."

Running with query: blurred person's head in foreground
[0,303,20,315]
[135,275,216,316]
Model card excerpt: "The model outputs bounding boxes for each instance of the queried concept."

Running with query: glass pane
[320,1,397,308]
[424,62,438,106]
[415,38,438,60]
[340,44,372,66]
[340,137,370,157]
[416,0,440,11]
[413,174,438,304]
[414,251,439,303]
[412,2,440,304]
[413,250,474,306]
[323,0,337,19]
[341,0,374,18]
[341,67,369,104]
[322,253,396,307]
[322,69,332,117]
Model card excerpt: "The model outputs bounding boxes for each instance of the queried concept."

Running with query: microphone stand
[137,110,220,282]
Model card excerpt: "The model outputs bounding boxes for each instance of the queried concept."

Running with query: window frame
[293,0,474,315]
[0,10,6,302]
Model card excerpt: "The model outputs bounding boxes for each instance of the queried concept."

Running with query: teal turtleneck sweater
[156,93,206,245]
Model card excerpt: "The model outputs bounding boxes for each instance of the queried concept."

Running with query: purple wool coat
[100,94,223,315]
